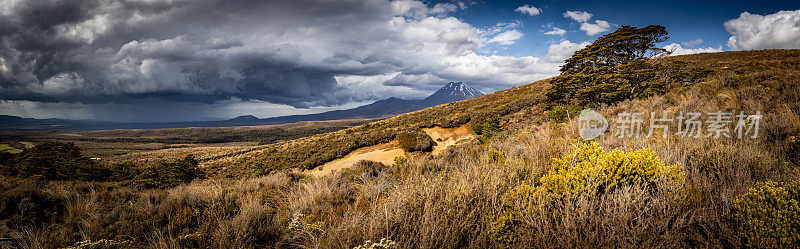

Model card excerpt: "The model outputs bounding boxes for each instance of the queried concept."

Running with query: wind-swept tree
[547,25,669,106]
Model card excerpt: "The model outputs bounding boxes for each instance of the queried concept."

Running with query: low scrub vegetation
[0,119,370,168]
[0,142,109,181]
[471,115,502,137]
[135,155,205,188]
[0,142,205,188]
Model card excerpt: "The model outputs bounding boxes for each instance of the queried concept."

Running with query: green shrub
[393,156,407,166]
[472,115,501,136]
[733,180,800,248]
[547,105,581,123]
[487,149,505,164]
[541,142,683,197]
[0,142,110,181]
[397,132,434,152]
[491,142,683,244]
[490,183,534,245]
[135,155,205,188]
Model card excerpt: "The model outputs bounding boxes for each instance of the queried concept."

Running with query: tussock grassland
[2,50,800,248]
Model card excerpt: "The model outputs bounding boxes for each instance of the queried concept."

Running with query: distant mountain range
[0,82,484,130]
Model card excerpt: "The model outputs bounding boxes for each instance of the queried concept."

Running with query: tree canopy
[546,25,670,106]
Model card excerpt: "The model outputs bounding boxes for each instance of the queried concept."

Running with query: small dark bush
[788,136,800,166]
[347,160,388,179]
[547,105,581,123]
[397,132,434,152]
[135,155,205,188]
[0,142,111,181]
[472,115,501,136]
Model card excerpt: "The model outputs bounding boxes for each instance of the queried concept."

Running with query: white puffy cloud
[436,53,561,86]
[580,20,611,36]
[544,40,591,63]
[430,2,470,16]
[682,39,704,47]
[544,27,566,35]
[563,11,592,22]
[663,43,722,56]
[724,10,800,50]
[515,5,541,16]
[391,0,429,18]
[561,11,610,36]
[487,21,521,35]
[488,30,524,45]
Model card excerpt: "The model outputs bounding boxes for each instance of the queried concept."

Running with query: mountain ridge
[230,81,484,124]
[0,82,484,130]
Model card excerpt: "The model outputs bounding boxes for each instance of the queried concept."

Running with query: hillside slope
[204,76,546,176]
[199,49,800,177]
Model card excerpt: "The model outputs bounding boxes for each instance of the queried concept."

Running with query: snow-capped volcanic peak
[436,82,483,98]
[422,82,484,106]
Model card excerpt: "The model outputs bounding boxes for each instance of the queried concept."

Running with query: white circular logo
[578,109,608,140]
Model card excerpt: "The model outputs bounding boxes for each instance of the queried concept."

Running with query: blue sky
[0,0,798,122]
[453,0,799,57]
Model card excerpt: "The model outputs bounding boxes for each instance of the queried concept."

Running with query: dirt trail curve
[304,124,476,177]
[304,140,405,177]
[422,123,477,155]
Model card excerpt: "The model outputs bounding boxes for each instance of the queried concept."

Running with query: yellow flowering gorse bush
[491,142,684,244]
[733,180,800,248]
[542,142,683,198]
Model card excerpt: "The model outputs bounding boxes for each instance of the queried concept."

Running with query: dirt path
[423,123,477,155]
[304,140,405,177]
[304,123,476,177]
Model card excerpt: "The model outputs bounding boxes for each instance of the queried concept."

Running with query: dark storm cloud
[0,0,396,107]
[0,0,568,121]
